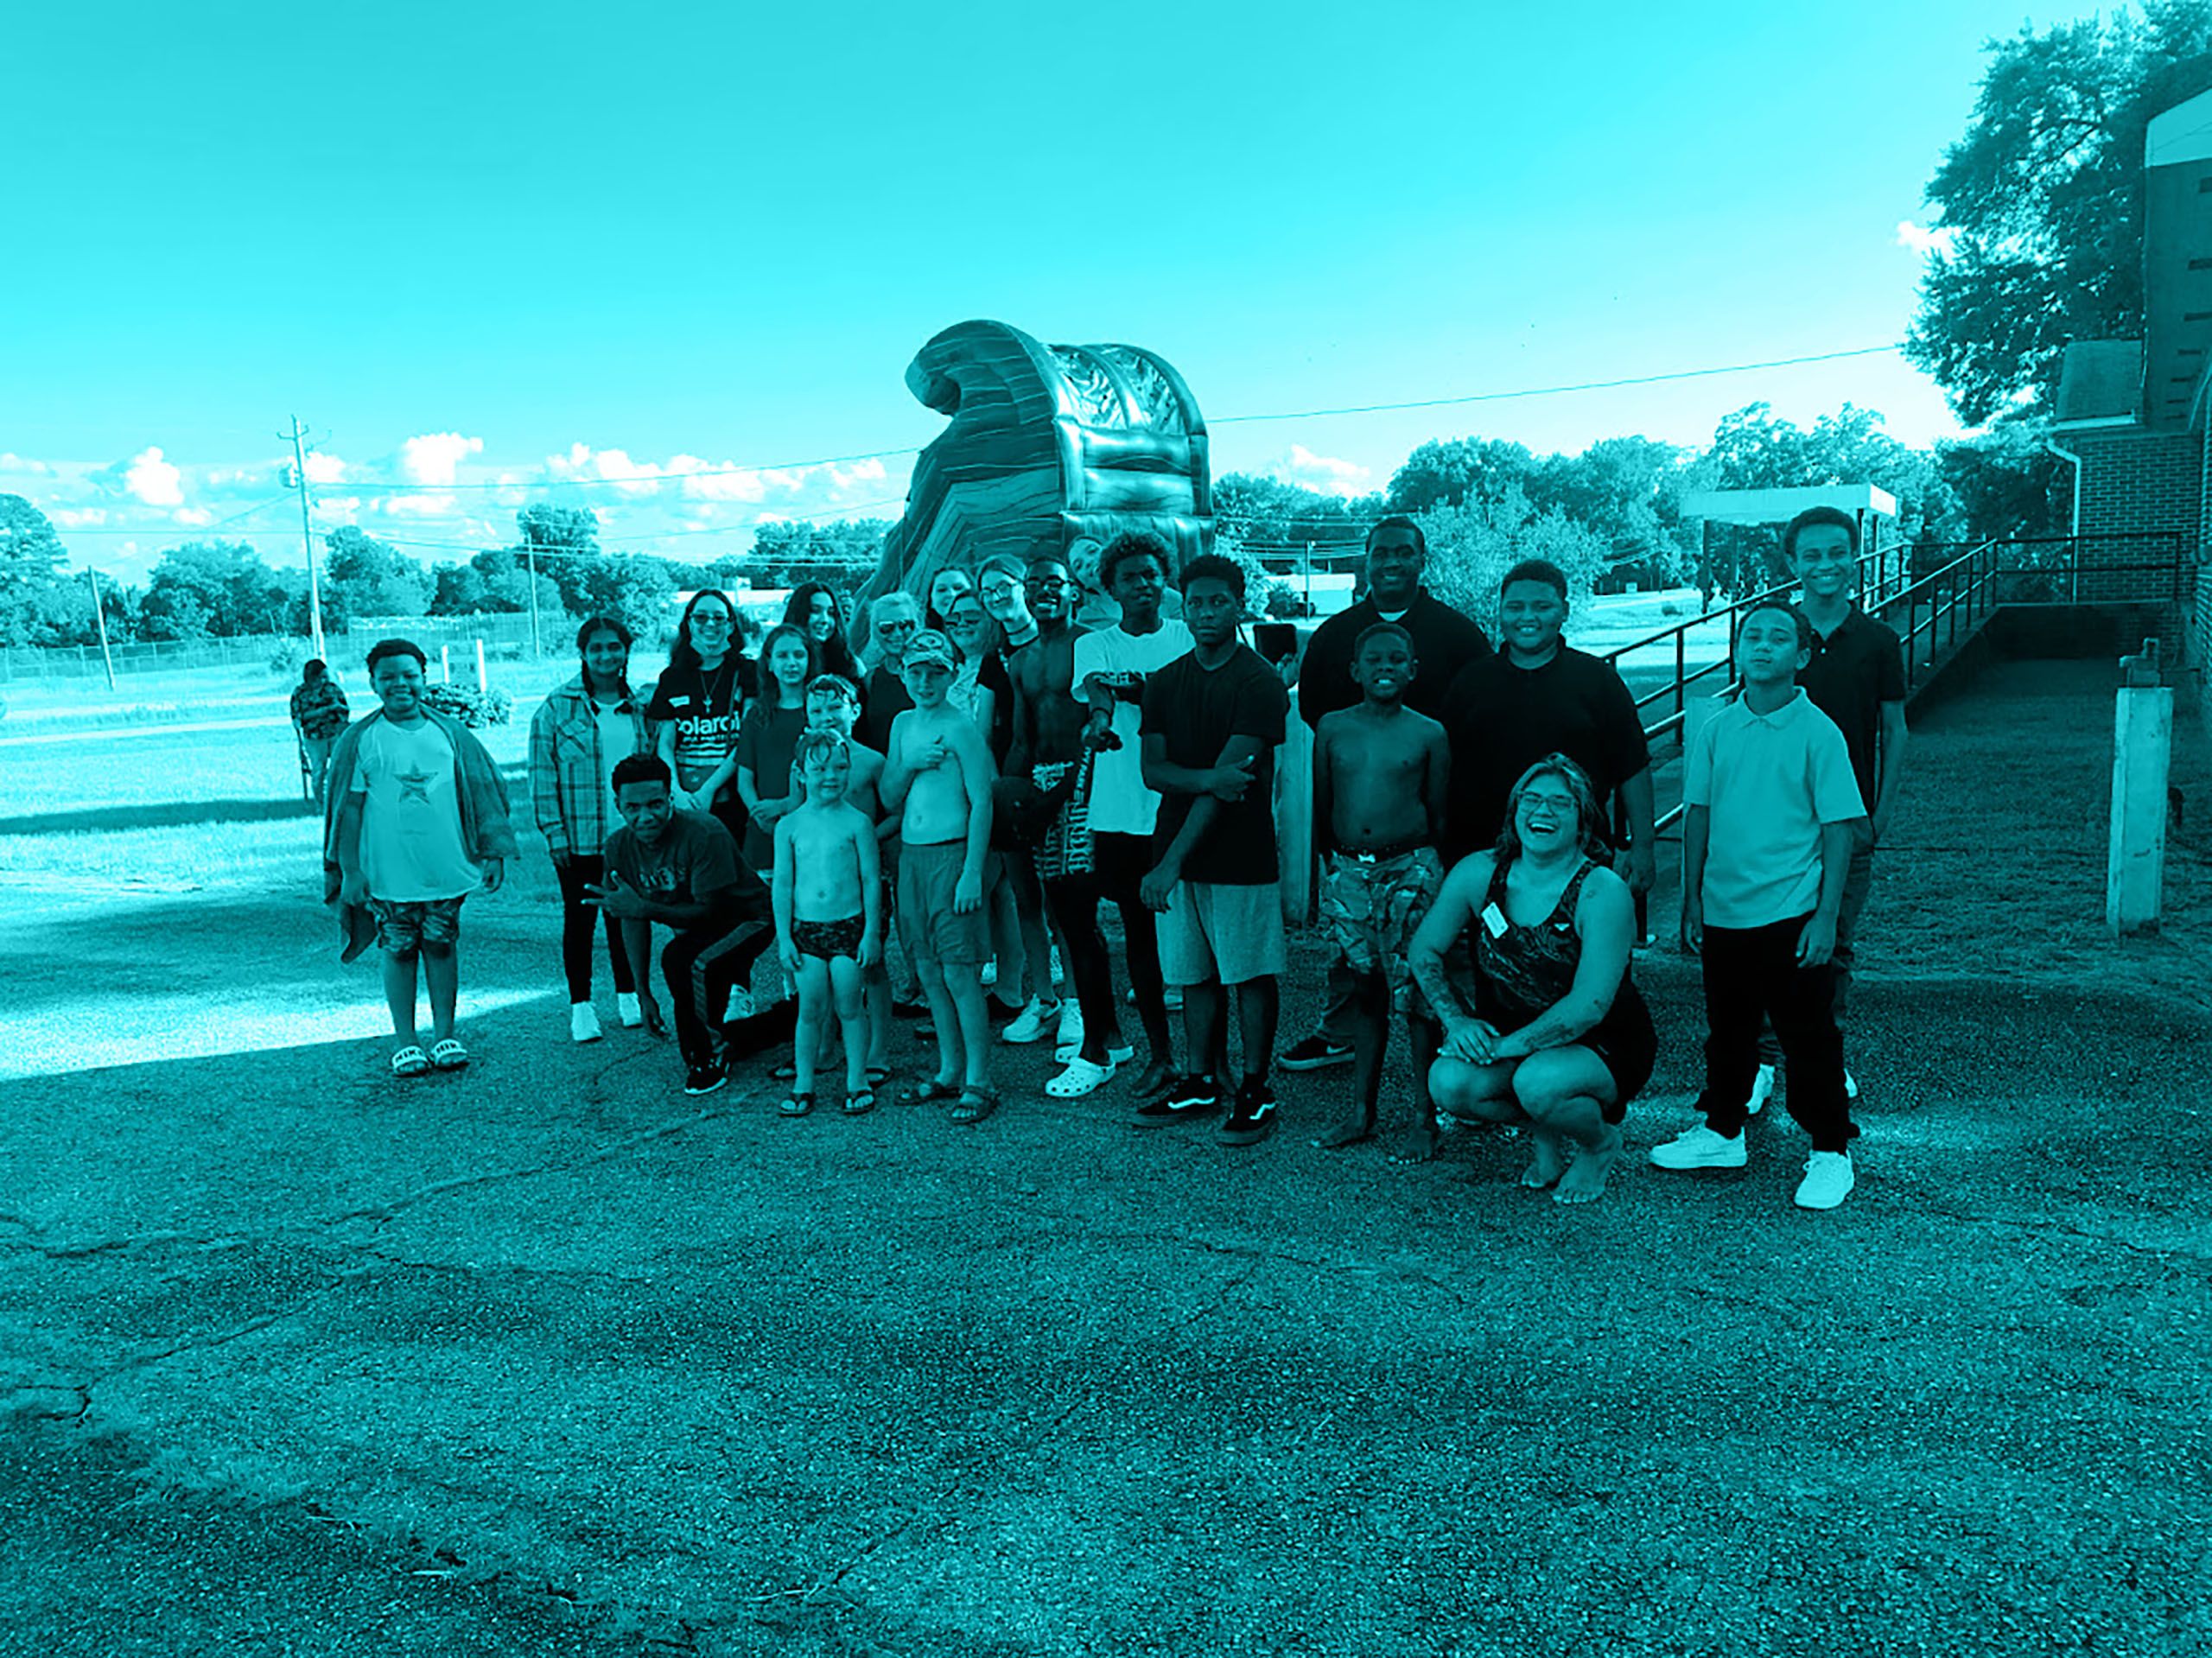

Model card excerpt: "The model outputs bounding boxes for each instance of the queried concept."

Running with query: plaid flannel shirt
[528,676,648,861]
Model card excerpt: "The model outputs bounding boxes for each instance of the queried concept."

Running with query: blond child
[772,729,882,1115]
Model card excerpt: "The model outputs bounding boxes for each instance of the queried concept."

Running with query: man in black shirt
[1281,516,1490,1071]
[1438,559,1656,890]
[1137,554,1292,1146]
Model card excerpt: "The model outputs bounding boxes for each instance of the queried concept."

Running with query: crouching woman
[1406,753,1655,1204]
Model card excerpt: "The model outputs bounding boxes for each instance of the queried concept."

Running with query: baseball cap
[904,629,957,670]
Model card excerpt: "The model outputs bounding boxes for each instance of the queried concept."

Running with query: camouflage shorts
[1319,846,1444,1000]
[369,896,464,954]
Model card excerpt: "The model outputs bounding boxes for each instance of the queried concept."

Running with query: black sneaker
[683,1061,728,1096]
[1135,1074,1220,1125]
[1278,1036,1353,1072]
[1217,1077,1278,1146]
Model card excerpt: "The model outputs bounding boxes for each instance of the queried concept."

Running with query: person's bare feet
[1520,1128,1567,1190]
[1553,1124,1622,1205]
[1388,1124,1439,1165]
[1313,1119,1374,1151]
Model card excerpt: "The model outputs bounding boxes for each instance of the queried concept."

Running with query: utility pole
[526,541,542,658]
[283,416,327,661]
[86,566,117,690]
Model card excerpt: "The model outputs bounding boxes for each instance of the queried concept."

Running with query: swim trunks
[1319,845,1444,1003]
[792,912,866,962]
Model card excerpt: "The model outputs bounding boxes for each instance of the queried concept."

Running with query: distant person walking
[528,615,649,1044]
[289,658,349,802]
[325,638,515,1079]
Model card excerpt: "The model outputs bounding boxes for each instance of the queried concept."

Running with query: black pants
[1045,830,1171,1057]
[1696,914,1857,1153]
[662,896,773,1070]
[551,854,636,1004]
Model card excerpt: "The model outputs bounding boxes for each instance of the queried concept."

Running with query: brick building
[2051,86,2212,636]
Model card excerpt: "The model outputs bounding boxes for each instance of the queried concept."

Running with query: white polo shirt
[1071,619,1194,836]
[1684,689,1865,929]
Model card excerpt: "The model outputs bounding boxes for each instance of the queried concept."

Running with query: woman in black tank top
[1405,753,1656,1205]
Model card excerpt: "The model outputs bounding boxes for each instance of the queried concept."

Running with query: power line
[1206,345,1904,424]
[57,492,296,537]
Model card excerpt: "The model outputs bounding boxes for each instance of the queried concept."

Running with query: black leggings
[1045,830,1171,1058]
[552,854,636,1003]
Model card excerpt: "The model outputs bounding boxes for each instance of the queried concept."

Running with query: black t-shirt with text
[1797,606,1904,811]
[645,657,757,794]
[1141,643,1291,886]
[1440,645,1650,861]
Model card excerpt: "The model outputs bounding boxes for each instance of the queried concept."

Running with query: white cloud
[545,442,670,498]
[1895,219,1960,258]
[305,451,348,486]
[0,453,56,476]
[52,507,109,528]
[379,492,459,518]
[172,506,214,527]
[398,432,484,486]
[1276,444,1371,498]
[119,446,186,506]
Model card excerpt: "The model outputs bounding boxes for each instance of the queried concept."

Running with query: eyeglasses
[979,581,1020,600]
[877,619,918,636]
[1518,793,1578,813]
[690,613,732,630]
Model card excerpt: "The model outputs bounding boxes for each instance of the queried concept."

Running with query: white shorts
[1159,880,1287,988]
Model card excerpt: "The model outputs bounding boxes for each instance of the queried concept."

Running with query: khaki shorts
[896,838,990,967]
[1160,880,1287,988]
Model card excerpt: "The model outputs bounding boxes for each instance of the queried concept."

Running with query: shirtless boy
[1311,623,1451,1154]
[807,673,893,1084]
[880,629,999,1123]
[772,729,882,1117]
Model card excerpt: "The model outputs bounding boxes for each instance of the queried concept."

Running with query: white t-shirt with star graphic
[350,718,482,901]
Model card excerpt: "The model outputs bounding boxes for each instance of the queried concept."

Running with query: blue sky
[3,0,2092,581]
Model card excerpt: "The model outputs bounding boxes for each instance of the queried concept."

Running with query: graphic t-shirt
[646,657,753,797]
[349,718,481,902]
[1074,619,1193,837]
[603,809,748,912]
[734,698,809,868]
[1141,643,1291,886]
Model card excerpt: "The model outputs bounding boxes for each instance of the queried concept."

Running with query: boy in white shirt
[1651,604,1866,1210]
[327,638,516,1078]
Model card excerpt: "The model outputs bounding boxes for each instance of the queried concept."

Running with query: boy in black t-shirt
[1137,555,1292,1147]
[591,754,773,1097]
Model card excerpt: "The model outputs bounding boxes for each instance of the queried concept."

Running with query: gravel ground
[2,653,2205,1657]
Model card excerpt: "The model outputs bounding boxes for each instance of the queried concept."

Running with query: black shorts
[792,913,865,962]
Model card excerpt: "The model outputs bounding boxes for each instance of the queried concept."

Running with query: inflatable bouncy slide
[853,320,1212,645]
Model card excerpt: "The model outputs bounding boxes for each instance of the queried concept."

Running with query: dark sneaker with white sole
[1279,1036,1352,1072]
[683,1061,729,1096]
[1136,1074,1220,1124]
[1217,1077,1278,1146]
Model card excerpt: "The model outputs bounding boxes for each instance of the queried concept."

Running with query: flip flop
[865,1065,893,1088]
[391,1045,430,1078]
[842,1089,876,1116]
[772,1062,798,1082]
[900,1077,961,1106]
[779,1092,814,1118]
[949,1085,999,1126]
[428,1039,469,1071]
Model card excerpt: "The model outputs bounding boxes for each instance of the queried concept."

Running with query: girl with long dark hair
[734,623,817,872]
[784,583,862,688]
[647,589,759,852]
[527,614,652,1041]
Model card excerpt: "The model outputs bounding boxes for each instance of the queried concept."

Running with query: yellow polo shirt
[1686,689,1865,929]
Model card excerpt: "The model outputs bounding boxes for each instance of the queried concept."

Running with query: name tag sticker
[1480,903,1508,937]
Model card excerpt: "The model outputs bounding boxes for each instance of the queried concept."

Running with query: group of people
[317,503,1908,1211]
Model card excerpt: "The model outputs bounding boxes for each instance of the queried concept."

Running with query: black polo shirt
[1797,605,1904,810]
[1297,588,1490,728]
[856,664,914,754]
[1440,645,1651,861]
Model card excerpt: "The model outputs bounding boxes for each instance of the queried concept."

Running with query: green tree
[578,554,678,640]
[1905,2,2212,423]
[140,542,294,637]
[322,526,430,626]
[0,494,70,647]
[717,519,892,593]
[1387,437,1536,513]
[1416,490,1610,622]
[513,504,601,615]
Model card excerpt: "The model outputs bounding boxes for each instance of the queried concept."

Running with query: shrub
[268,640,308,677]
[421,683,513,728]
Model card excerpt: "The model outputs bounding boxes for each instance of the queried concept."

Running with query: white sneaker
[1844,1070,1859,1102]
[1055,1001,1084,1051]
[570,1003,603,1044]
[981,960,998,988]
[1164,984,1184,1011]
[1649,1124,1748,1171]
[1001,997,1058,1045]
[722,987,755,1023]
[1794,1151,1856,1210]
[1045,1055,1116,1098]
[616,993,643,1028]
[1744,1063,1776,1116]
